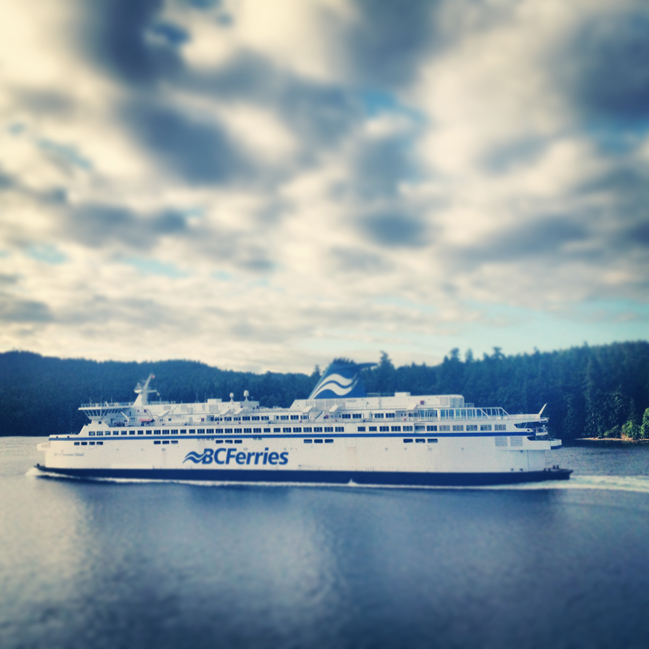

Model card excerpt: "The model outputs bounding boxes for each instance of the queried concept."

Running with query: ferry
[36,360,571,486]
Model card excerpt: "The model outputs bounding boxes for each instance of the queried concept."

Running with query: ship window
[325,439,333,443]
[170,429,178,434]
[386,413,395,419]
[379,426,389,432]
[358,426,366,432]
[335,427,344,432]
[416,439,425,443]
[290,415,299,420]
[163,441,169,445]
[225,440,233,444]
[81,442,88,445]
[453,425,464,432]
[189,429,195,434]
[89,432,95,436]
[293,427,302,433]
[234,417,241,421]
[114,432,120,436]
[403,439,412,443]
[207,429,214,434]
[74,442,80,445]
[154,440,161,444]
[261,416,269,421]
[214,429,222,434]
[154,429,161,434]
[495,437,507,447]
[391,426,401,432]
[495,424,506,431]
[440,425,450,431]
[415,425,425,431]
[304,439,312,443]
[403,426,413,432]
[234,428,242,434]
[283,427,291,433]
[121,431,127,436]
[369,426,377,432]
[253,428,261,433]
[172,440,178,444]
[374,413,384,419]
[242,416,250,421]
[225,417,232,421]
[97,432,103,436]
[280,416,288,421]
[273,428,281,433]
[137,431,143,435]
[341,414,351,419]
[224,428,232,434]
[243,428,252,434]
[252,416,260,421]
[426,425,438,432]
[467,425,478,431]
[303,427,312,433]
[428,438,438,443]
[215,440,223,444]
[314,439,323,444]
[480,424,492,431]
[314,427,323,433]
[263,428,270,433]
[129,431,135,435]
[353,414,362,419]
[235,440,242,444]
[97,441,103,445]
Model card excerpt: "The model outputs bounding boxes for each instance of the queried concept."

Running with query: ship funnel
[308,359,376,400]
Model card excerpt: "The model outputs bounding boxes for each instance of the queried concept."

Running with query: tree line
[1,341,648,439]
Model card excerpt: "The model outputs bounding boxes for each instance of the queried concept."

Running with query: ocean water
[2,438,649,649]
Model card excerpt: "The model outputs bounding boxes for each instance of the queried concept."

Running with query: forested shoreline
[1,341,648,440]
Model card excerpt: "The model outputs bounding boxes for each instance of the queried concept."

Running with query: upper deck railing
[80,400,176,408]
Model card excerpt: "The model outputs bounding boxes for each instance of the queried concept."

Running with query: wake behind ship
[36,359,571,486]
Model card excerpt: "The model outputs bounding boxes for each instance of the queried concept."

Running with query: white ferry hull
[36,432,570,486]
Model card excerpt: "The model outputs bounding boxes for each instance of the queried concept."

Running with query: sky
[0,0,648,373]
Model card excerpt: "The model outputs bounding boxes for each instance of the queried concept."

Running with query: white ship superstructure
[36,361,570,485]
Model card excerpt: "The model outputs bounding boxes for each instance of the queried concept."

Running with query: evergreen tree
[642,408,649,440]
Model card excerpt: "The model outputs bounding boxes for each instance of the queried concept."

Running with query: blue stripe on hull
[35,465,572,486]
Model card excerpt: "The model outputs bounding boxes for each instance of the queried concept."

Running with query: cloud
[344,0,441,87]
[0,0,648,371]
[0,294,53,324]
[120,101,254,185]
[357,212,430,248]
[85,0,184,85]
[561,10,649,128]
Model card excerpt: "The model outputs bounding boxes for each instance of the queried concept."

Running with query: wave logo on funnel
[311,373,359,398]
[308,360,376,399]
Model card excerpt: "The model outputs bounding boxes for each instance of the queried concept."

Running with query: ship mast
[133,374,157,406]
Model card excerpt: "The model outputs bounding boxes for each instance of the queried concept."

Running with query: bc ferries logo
[308,360,376,400]
[311,373,359,398]
[184,448,289,466]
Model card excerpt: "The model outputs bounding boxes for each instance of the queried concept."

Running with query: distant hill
[1,341,648,439]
